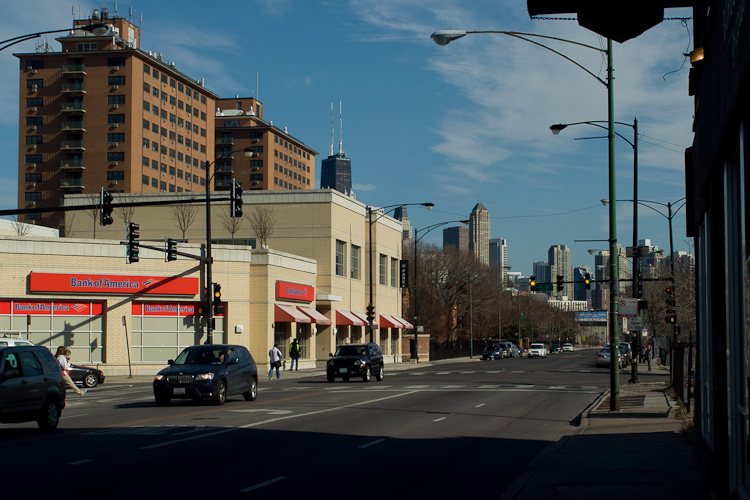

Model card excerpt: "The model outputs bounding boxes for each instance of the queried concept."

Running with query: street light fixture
[366,202,434,344]
[433,28,621,410]
[1,23,110,52]
[205,147,255,344]
[412,219,470,362]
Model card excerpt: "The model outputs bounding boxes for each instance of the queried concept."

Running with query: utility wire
[430,204,601,221]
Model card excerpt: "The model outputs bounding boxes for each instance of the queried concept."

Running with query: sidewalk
[499,361,708,500]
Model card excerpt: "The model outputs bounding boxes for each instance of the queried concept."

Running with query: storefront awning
[397,316,414,329]
[297,306,332,325]
[351,311,376,326]
[336,310,365,326]
[379,314,402,328]
[275,304,311,323]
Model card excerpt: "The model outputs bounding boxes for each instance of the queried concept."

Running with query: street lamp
[1,23,110,52]
[553,117,640,381]
[366,202,434,344]
[412,219,470,362]
[205,147,255,344]
[432,28,621,411]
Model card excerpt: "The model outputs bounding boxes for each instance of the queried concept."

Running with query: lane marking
[548,386,567,390]
[435,372,451,375]
[443,385,465,389]
[405,385,429,389]
[479,385,499,389]
[68,459,94,465]
[140,391,418,450]
[515,384,534,389]
[433,417,447,422]
[410,373,426,376]
[460,371,476,374]
[228,409,293,415]
[511,370,524,373]
[359,438,385,449]
[62,413,89,419]
[475,403,486,408]
[241,477,286,492]
[486,370,501,374]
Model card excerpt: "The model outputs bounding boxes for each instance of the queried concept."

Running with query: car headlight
[328,360,334,366]
[195,373,214,380]
[155,375,164,381]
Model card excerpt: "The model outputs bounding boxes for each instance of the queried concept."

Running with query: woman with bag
[268,344,282,380]
[56,346,86,396]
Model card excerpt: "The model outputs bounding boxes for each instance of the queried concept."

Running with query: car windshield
[600,348,610,353]
[173,348,227,365]
[335,345,367,357]
[531,344,544,349]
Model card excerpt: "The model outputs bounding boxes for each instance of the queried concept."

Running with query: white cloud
[353,183,376,191]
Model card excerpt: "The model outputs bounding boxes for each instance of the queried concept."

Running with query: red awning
[379,314,401,328]
[397,316,414,329]
[297,306,332,325]
[335,310,365,326]
[275,304,311,323]
[351,311,377,326]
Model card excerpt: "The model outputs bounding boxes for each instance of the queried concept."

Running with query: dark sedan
[153,345,257,406]
[327,343,384,382]
[69,364,105,388]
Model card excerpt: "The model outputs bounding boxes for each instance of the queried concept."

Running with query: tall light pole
[205,147,254,344]
[431,29,620,410]
[366,203,434,344]
[413,219,470,362]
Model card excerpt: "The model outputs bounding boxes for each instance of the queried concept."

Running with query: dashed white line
[406,385,429,389]
[433,417,447,422]
[359,438,385,449]
[486,370,501,374]
[62,413,89,419]
[511,370,525,373]
[475,403,486,408]
[479,385,499,389]
[241,477,286,492]
[515,384,534,389]
[443,385,465,389]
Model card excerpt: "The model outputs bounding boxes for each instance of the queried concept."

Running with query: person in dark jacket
[646,345,653,372]
[289,339,301,371]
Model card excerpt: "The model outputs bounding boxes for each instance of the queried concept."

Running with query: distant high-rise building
[548,245,572,298]
[592,246,631,310]
[533,261,551,294]
[320,102,352,194]
[443,226,469,252]
[638,238,664,278]
[469,203,491,265]
[573,265,590,302]
[393,206,412,243]
[489,238,508,284]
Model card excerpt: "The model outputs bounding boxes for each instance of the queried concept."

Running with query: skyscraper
[573,265,591,302]
[489,238,508,284]
[443,226,469,252]
[533,261,551,294]
[320,102,352,194]
[548,244,572,298]
[393,206,412,243]
[469,202,490,265]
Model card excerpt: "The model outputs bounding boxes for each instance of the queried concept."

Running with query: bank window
[351,246,360,280]
[379,254,387,285]
[391,258,398,287]
[336,240,346,277]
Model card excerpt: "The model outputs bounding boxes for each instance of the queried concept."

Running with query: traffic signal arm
[126,242,211,263]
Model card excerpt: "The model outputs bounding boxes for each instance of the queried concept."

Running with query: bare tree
[116,193,139,226]
[170,197,199,240]
[246,207,275,248]
[218,206,244,244]
[10,215,32,236]
[63,213,77,238]
[82,192,101,238]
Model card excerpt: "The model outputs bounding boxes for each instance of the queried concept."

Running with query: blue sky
[0,1,694,276]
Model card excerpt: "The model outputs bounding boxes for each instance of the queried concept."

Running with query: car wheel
[155,395,171,407]
[83,373,98,388]
[375,365,384,382]
[37,397,61,430]
[343,376,350,383]
[243,377,257,401]
[327,374,335,383]
[363,366,371,383]
[213,380,227,405]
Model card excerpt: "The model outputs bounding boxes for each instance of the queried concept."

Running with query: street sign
[400,260,409,288]
[536,283,553,292]
[628,316,644,331]
[617,298,638,317]
[417,326,424,332]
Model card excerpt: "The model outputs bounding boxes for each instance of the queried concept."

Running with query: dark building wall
[320,154,352,194]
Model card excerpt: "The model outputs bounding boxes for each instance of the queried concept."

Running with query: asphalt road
[1,349,651,499]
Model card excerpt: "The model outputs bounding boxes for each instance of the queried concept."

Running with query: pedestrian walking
[289,339,301,371]
[268,344,282,380]
[55,346,86,396]
[646,345,653,372]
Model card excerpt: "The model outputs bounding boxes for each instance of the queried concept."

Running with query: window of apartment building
[186,104,192,115]
[185,155,191,165]
[201,95,206,104]
[107,152,125,162]
[107,133,124,143]
[169,184,175,192]
[184,86,190,97]
[185,121,191,131]
[177,134,183,144]
[25,154,42,164]
[152,160,158,170]
[192,175,198,184]
[152,142,158,152]
[26,60,44,69]
[108,114,125,124]
[160,181,167,191]
[143,119,149,130]
[142,175,149,185]
[108,76,125,85]
[250,160,263,167]
[76,42,96,51]
[177,152,183,161]
[160,109,167,120]
[169,96,176,106]
[284,181,288,188]
[142,100,150,112]
[200,161,206,170]
[200,127,205,137]
[169,131,176,141]
[108,57,127,66]
[152,87,159,98]
[160,128,167,138]
[143,63,150,74]
[177,169,183,179]
[193,124,199,134]
[26,117,43,126]
[200,111,206,121]
[25,136,42,145]
[178,83,184,92]
[152,123,158,133]
[26,98,43,107]
[351,246,360,280]
[25,192,42,202]
[193,141,199,150]
[169,148,175,159]
[379,254,387,285]
[169,166,176,176]
[249,146,263,154]
[151,178,158,188]
[160,145,167,155]
[194,91,199,99]
[107,95,125,105]
[161,93,167,103]
[177,100,184,110]
[391,258,398,287]
[143,82,150,92]
[161,163,167,173]
[177,187,183,193]
[161,74,167,84]
[169,113,176,124]
[193,158,199,167]
[178,117,184,127]
[169,78,176,88]
[250,174,263,181]
[274,136,278,144]
[142,156,149,167]
[274,177,278,185]
[25,173,42,183]
[107,171,124,181]
[151,104,158,115]
[336,240,346,277]
[200,144,206,154]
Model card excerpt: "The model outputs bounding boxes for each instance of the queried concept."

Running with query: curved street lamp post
[1,23,110,52]
[432,29,621,410]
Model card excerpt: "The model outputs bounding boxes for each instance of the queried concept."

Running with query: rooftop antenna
[338,101,344,155]
[256,71,259,101]
[329,101,334,157]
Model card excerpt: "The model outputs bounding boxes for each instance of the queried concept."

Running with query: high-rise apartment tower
[469,203,491,265]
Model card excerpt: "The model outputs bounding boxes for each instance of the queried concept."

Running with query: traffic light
[196,304,206,318]
[230,179,243,218]
[100,188,114,226]
[213,283,223,316]
[366,304,375,324]
[584,273,591,290]
[166,238,177,262]
[636,272,643,298]
[126,222,139,263]
[556,274,564,292]
[665,285,677,323]
[529,275,536,292]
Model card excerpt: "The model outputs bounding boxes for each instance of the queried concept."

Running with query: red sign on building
[29,272,199,296]
[0,300,102,316]
[275,281,314,302]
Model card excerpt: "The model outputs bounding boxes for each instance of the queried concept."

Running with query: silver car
[596,346,623,368]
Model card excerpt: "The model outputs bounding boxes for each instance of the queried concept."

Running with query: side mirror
[167,359,174,366]
[3,369,20,379]
[329,353,333,357]
[229,358,239,365]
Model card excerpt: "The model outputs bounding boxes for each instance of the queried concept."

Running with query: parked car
[0,346,66,430]
[562,343,574,352]
[597,346,623,368]
[499,342,516,357]
[619,342,633,365]
[327,343,384,382]
[482,344,501,360]
[498,345,512,358]
[528,343,547,358]
[69,364,105,388]
[550,344,561,353]
[153,344,258,406]
[512,344,522,357]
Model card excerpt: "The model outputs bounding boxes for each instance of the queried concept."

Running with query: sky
[0,0,695,276]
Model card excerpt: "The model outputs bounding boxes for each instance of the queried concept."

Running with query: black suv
[0,346,66,430]
[153,345,258,406]
[327,343,384,383]
[483,344,500,360]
